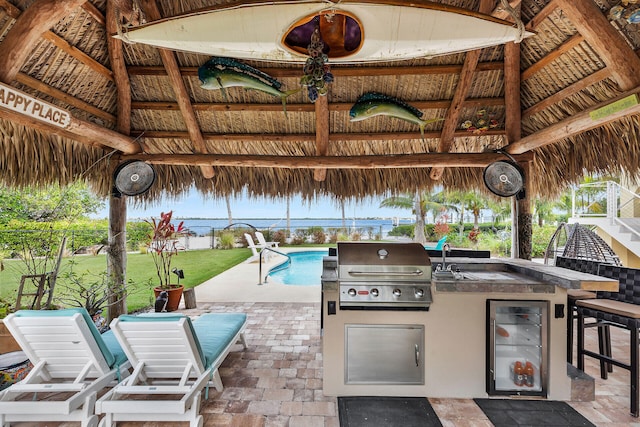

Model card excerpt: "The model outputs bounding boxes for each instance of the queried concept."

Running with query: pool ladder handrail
[258,247,291,285]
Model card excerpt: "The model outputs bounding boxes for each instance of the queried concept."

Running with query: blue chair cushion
[117,314,207,368]
[192,313,247,367]
[13,308,124,368]
[117,312,246,368]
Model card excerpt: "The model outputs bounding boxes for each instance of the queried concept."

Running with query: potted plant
[146,211,185,311]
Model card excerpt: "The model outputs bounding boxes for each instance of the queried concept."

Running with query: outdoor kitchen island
[321,242,618,401]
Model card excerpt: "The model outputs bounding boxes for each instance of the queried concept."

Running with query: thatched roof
[1,0,640,204]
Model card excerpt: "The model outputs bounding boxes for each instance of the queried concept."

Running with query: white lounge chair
[255,231,279,249]
[244,233,271,261]
[96,312,247,427]
[0,308,130,427]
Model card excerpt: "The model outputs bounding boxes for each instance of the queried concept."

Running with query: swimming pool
[267,250,328,286]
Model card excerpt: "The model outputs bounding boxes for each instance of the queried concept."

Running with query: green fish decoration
[349,92,442,141]
[198,57,299,114]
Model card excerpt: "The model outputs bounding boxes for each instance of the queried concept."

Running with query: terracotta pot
[153,285,184,312]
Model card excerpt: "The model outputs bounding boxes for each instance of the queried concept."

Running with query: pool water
[268,250,328,286]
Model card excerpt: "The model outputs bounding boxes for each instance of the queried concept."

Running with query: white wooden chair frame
[0,311,129,427]
[96,315,247,427]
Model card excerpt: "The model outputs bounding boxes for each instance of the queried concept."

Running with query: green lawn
[0,248,251,313]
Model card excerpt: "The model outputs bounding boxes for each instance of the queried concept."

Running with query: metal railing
[571,180,640,240]
[257,247,291,285]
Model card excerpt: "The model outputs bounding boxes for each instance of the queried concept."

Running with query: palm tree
[380,190,443,244]
[442,190,466,236]
[225,195,233,226]
[533,198,555,227]
[486,198,511,229]
[464,191,487,229]
[286,195,291,238]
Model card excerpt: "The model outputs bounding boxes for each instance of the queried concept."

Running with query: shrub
[272,230,287,245]
[434,221,450,237]
[531,224,557,258]
[290,229,307,245]
[388,224,413,237]
[327,228,340,243]
[312,229,326,244]
[217,231,236,249]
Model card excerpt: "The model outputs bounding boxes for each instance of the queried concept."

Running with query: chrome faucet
[441,243,451,271]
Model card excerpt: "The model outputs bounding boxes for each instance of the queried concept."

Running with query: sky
[91,190,409,220]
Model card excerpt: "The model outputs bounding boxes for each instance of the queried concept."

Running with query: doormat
[474,399,596,427]
[338,396,442,427]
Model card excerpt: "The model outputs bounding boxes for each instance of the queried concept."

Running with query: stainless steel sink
[458,271,521,281]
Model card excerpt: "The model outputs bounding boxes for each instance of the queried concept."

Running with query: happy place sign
[0,82,71,128]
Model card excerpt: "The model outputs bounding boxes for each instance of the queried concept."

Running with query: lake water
[177,218,414,238]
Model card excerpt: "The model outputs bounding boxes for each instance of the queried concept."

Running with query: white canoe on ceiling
[117,0,532,63]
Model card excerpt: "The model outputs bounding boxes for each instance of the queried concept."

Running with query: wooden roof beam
[127,62,505,78]
[0,99,139,154]
[522,68,611,119]
[314,95,329,182]
[106,0,132,135]
[556,0,640,90]
[81,1,105,25]
[15,72,116,123]
[525,0,557,31]
[504,41,522,146]
[492,0,521,21]
[521,34,584,81]
[430,0,496,180]
[121,152,533,170]
[131,97,505,113]
[140,0,214,179]
[0,0,89,83]
[506,86,640,154]
[0,0,113,82]
[132,129,506,141]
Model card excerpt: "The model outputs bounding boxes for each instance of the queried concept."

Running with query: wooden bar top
[577,298,640,318]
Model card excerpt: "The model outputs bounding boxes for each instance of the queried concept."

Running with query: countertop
[430,257,619,293]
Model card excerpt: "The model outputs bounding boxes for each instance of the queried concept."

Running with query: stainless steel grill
[323,242,433,310]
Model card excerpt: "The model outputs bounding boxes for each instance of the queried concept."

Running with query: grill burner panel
[329,242,433,311]
[339,283,431,310]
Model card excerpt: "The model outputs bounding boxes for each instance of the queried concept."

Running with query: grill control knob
[393,288,402,297]
[371,288,379,297]
[348,288,357,297]
[415,289,424,298]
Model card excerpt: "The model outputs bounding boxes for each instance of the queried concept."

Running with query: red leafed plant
[468,227,481,244]
[146,211,185,289]
[434,214,450,237]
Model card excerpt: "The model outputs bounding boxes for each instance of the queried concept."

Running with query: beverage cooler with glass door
[486,300,548,397]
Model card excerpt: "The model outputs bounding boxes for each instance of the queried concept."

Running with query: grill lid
[336,242,431,266]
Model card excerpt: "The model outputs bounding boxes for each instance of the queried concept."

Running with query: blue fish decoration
[198,57,299,114]
[349,92,442,141]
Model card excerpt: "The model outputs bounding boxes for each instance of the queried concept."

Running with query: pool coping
[191,248,322,303]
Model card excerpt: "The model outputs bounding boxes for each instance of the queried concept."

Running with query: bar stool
[577,299,640,417]
[567,289,596,364]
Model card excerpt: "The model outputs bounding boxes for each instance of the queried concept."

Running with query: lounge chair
[96,312,248,427]
[255,231,279,249]
[244,233,271,261]
[425,235,448,251]
[244,232,260,256]
[0,308,130,427]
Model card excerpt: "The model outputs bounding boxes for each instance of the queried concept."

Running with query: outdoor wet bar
[321,242,618,401]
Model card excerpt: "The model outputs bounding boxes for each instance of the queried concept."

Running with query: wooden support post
[517,161,532,260]
[107,175,128,321]
[183,288,197,309]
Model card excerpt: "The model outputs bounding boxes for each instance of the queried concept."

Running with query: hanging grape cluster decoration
[301,26,334,102]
